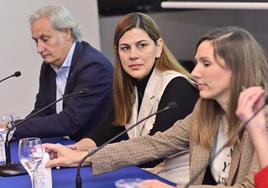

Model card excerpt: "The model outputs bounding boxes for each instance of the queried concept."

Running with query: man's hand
[0,123,8,129]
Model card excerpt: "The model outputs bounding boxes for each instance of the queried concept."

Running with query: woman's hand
[138,180,175,188]
[236,86,266,134]
[236,86,268,169]
[43,143,88,168]
[67,138,97,151]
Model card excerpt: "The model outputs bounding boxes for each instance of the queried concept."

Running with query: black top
[131,66,153,112]
[202,166,218,185]
[85,76,199,146]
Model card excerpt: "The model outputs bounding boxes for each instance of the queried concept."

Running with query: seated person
[2,5,114,141]
[44,26,268,187]
[69,12,198,184]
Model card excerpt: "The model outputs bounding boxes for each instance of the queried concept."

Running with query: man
[13,5,113,141]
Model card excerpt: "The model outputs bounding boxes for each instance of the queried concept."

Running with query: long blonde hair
[192,26,268,148]
[113,12,193,125]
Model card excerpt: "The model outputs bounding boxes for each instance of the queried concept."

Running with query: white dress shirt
[51,43,76,113]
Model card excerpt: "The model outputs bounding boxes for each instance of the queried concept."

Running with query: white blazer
[125,68,194,138]
[125,68,195,184]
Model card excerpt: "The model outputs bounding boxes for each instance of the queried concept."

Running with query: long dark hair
[113,12,192,125]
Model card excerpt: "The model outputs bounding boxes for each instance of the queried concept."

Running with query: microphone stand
[0,71,21,83]
[184,97,268,188]
[75,102,178,188]
[0,90,86,176]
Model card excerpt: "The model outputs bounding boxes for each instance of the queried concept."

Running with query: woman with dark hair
[68,12,198,184]
[44,26,268,187]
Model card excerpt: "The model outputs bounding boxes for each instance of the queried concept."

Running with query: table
[0,137,176,187]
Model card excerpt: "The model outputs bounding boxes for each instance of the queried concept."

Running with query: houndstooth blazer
[88,101,259,187]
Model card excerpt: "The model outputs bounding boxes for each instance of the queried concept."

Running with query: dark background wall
[98,1,268,71]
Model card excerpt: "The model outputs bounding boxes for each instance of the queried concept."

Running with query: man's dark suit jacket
[14,41,113,141]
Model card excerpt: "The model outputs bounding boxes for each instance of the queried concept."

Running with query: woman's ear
[156,38,164,58]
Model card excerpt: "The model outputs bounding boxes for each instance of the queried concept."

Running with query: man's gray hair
[29,5,81,41]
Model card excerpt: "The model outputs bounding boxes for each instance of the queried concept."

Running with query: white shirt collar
[51,42,76,72]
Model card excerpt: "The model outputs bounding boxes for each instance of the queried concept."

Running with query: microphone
[0,89,88,176]
[184,96,268,188]
[0,71,21,83]
[75,102,178,188]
